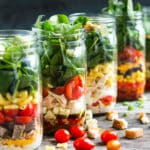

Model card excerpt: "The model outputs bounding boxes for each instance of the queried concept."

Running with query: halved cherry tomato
[65,75,84,100]
[19,103,37,117]
[107,140,121,150]
[54,129,70,143]
[0,112,5,124]
[70,125,85,139]
[100,96,115,106]
[15,116,32,125]
[4,108,18,117]
[92,101,99,107]
[73,137,95,150]
[52,86,65,95]
[5,116,13,122]
[42,87,49,97]
[119,46,143,62]
[101,130,118,144]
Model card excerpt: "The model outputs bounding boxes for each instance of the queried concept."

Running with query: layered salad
[33,14,86,134]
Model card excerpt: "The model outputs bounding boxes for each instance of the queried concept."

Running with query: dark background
[0,0,149,29]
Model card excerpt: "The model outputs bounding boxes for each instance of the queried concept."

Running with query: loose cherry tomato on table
[54,129,70,143]
[107,140,121,150]
[65,75,84,100]
[101,130,118,144]
[0,112,5,124]
[73,137,95,150]
[70,125,85,139]
[15,116,32,125]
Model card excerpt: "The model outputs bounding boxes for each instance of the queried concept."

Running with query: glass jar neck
[69,13,115,25]
[0,30,34,54]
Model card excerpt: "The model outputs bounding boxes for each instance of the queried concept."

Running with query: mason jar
[116,12,146,101]
[143,7,150,91]
[69,13,117,114]
[33,28,86,134]
[0,30,42,150]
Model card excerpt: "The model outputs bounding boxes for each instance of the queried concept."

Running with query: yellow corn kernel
[17,90,28,99]
[18,96,33,106]
[6,93,12,101]
[4,104,19,110]
[0,94,10,106]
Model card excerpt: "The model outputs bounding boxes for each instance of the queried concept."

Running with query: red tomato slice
[54,129,70,143]
[15,116,32,125]
[92,101,99,107]
[119,46,143,62]
[100,96,115,105]
[70,125,85,139]
[5,116,13,122]
[42,87,49,97]
[73,137,95,150]
[4,108,18,117]
[52,86,65,95]
[0,112,5,124]
[65,75,84,100]
[19,103,37,117]
[101,130,118,144]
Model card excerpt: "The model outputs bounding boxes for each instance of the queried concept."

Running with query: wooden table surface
[38,93,150,150]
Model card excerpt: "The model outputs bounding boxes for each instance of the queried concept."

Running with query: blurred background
[0,0,149,29]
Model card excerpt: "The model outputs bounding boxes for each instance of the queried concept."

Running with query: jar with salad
[69,13,117,114]
[143,7,150,91]
[33,14,86,134]
[103,0,146,101]
[0,30,42,150]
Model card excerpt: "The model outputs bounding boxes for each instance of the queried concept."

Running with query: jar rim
[109,11,142,18]
[32,27,85,41]
[32,27,63,37]
[69,12,115,23]
[0,30,32,36]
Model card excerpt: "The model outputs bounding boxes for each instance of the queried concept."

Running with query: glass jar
[0,30,42,150]
[33,28,86,134]
[116,12,146,101]
[69,13,117,114]
[143,7,150,91]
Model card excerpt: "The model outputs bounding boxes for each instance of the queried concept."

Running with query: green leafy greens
[71,15,115,70]
[0,36,39,97]
[33,14,86,88]
[102,0,144,52]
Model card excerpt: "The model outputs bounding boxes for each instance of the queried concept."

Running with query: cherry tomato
[15,116,32,125]
[0,112,5,124]
[54,129,70,143]
[100,96,115,106]
[42,87,49,97]
[4,108,18,117]
[119,46,143,62]
[107,140,121,150]
[19,103,37,117]
[52,86,65,95]
[65,75,84,100]
[92,101,99,107]
[32,104,39,117]
[5,116,13,122]
[73,137,95,150]
[70,125,85,139]
[101,130,118,144]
